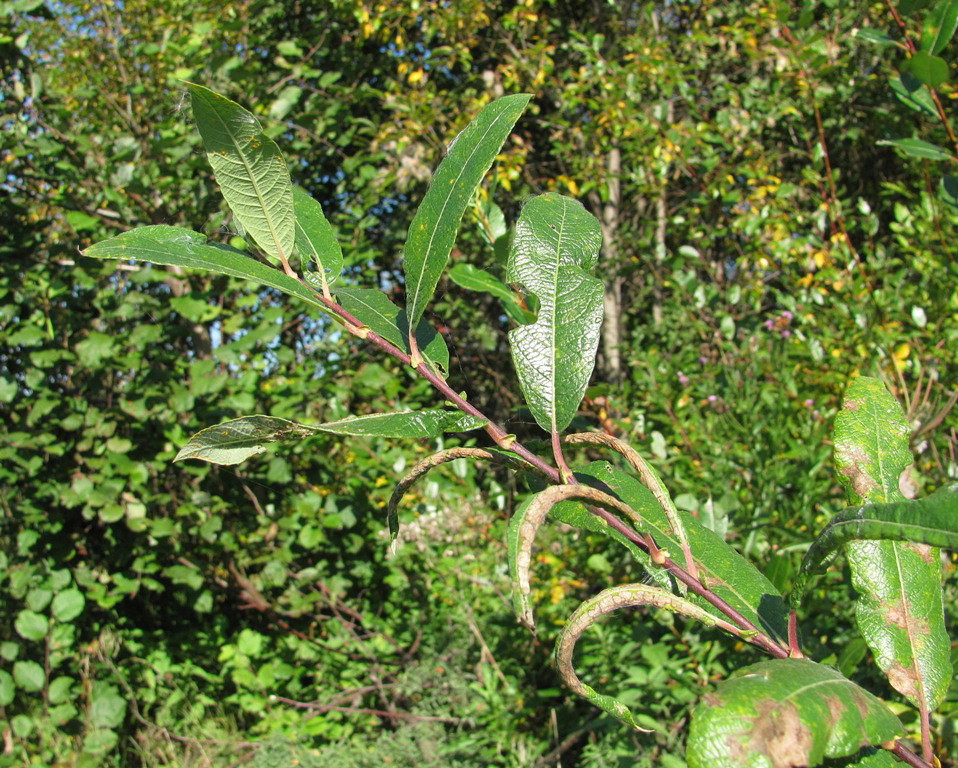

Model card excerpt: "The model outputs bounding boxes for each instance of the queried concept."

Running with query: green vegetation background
[1,0,956,765]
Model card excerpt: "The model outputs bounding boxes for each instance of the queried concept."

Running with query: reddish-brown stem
[303,282,788,657]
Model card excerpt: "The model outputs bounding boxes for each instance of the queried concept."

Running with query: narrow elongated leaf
[921,0,958,54]
[508,460,788,642]
[176,411,485,465]
[403,94,531,334]
[293,186,342,292]
[833,376,951,711]
[555,584,744,732]
[507,193,603,434]
[82,226,326,312]
[335,286,449,374]
[878,137,954,161]
[188,84,295,267]
[793,482,958,601]
[686,659,903,768]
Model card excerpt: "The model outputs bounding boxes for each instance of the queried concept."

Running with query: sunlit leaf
[403,94,530,337]
[293,186,342,292]
[507,193,603,434]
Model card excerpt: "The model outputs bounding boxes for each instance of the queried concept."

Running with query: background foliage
[1,0,956,765]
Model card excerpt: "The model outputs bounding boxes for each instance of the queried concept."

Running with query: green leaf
[686,659,903,768]
[447,263,534,324]
[889,71,938,117]
[14,609,47,641]
[940,174,958,211]
[0,670,13,707]
[877,137,954,161]
[921,0,958,54]
[403,94,531,336]
[83,226,328,313]
[854,28,902,48]
[335,286,449,374]
[187,83,295,268]
[12,660,45,692]
[901,50,949,88]
[507,193,603,434]
[51,588,85,622]
[176,411,485,465]
[555,583,743,731]
[509,461,788,642]
[832,376,951,711]
[293,186,342,293]
[89,682,126,729]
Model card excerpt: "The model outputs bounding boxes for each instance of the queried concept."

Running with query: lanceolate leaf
[889,72,938,118]
[507,193,603,434]
[403,94,531,337]
[921,0,958,55]
[556,584,747,733]
[833,376,951,712]
[188,84,295,268]
[82,226,326,312]
[792,482,958,604]
[175,411,486,465]
[877,137,954,161]
[335,286,449,374]
[686,659,903,768]
[507,461,788,642]
[293,186,342,293]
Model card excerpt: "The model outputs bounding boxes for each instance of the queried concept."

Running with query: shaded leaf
[940,174,958,212]
[335,286,450,374]
[82,226,327,313]
[187,84,295,268]
[507,193,603,434]
[878,137,954,161]
[448,263,534,324]
[833,376,951,711]
[403,94,530,335]
[889,71,938,117]
[901,51,949,88]
[686,659,902,768]
[293,186,342,293]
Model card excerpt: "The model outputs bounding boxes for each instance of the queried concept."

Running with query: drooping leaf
[686,659,903,768]
[175,411,485,465]
[507,193,603,434]
[507,461,788,643]
[832,376,951,712]
[792,482,958,604]
[82,226,327,312]
[403,94,531,337]
[901,50,949,88]
[447,263,534,324]
[292,186,342,293]
[187,84,295,268]
[556,583,750,733]
[878,137,954,161]
[889,71,938,117]
[335,286,449,374]
[921,0,958,55]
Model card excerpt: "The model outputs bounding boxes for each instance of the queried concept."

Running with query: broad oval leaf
[901,50,949,89]
[82,226,327,313]
[507,193,603,434]
[403,93,531,334]
[293,186,342,292]
[336,286,449,374]
[176,411,485,465]
[833,376,951,711]
[188,83,295,268]
[686,659,903,768]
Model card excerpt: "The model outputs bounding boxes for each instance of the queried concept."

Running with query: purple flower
[678,371,690,386]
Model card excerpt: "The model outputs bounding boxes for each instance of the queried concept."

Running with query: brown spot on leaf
[904,541,934,564]
[898,466,919,499]
[746,699,814,768]
[834,444,877,498]
[886,662,920,701]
